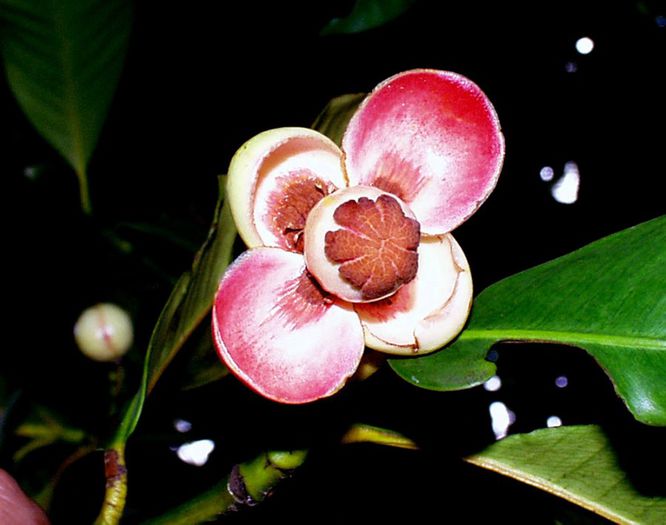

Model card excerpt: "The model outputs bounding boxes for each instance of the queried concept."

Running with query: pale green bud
[74,303,133,362]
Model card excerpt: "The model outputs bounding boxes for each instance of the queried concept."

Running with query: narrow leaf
[312,92,365,145]
[391,216,666,425]
[466,425,666,524]
[321,0,416,35]
[0,0,132,213]
[341,423,418,450]
[95,177,237,522]
[123,176,237,437]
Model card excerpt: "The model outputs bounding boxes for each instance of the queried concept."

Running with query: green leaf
[321,0,416,35]
[466,425,666,524]
[118,175,237,439]
[390,216,666,425]
[390,338,496,392]
[95,177,237,522]
[0,0,132,213]
[312,92,365,145]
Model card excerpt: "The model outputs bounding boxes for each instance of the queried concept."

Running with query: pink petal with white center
[343,69,504,235]
[354,234,473,355]
[212,247,364,404]
[227,127,347,251]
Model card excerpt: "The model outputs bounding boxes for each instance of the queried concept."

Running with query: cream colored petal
[355,234,472,355]
[227,127,346,249]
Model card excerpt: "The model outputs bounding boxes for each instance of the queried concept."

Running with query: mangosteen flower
[212,69,504,404]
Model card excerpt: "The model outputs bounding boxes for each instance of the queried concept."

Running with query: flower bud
[74,303,133,362]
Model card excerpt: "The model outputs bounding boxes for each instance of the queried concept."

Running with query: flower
[212,69,504,403]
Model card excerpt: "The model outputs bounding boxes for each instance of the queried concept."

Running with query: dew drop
[483,375,502,392]
[555,375,569,388]
[547,415,563,428]
[174,418,192,433]
[575,36,595,55]
[539,166,554,181]
[551,161,580,204]
[489,401,515,440]
[176,439,215,467]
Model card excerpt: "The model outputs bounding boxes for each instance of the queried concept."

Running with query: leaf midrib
[460,328,666,351]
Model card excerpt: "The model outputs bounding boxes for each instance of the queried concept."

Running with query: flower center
[303,186,420,303]
[265,172,335,252]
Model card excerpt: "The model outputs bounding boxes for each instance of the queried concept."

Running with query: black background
[2,1,665,523]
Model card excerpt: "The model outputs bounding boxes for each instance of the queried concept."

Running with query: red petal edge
[212,247,365,404]
[343,69,505,235]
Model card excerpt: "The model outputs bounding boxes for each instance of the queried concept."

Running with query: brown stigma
[324,194,420,300]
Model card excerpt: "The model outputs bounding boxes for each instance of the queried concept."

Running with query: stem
[76,166,92,215]
[142,450,307,525]
[93,445,127,525]
[141,423,415,524]
[94,392,143,525]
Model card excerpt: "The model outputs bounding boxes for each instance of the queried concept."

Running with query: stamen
[266,172,335,252]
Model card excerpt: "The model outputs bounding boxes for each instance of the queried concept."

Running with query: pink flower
[212,69,504,403]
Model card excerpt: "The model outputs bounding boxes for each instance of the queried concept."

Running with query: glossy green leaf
[466,425,666,524]
[0,0,132,213]
[321,0,416,35]
[390,338,495,392]
[391,216,666,425]
[312,92,365,145]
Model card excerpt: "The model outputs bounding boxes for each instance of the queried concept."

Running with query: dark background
[2,1,665,523]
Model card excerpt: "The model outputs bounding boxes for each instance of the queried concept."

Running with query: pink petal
[354,234,473,355]
[212,247,365,403]
[0,470,50,525]
[227,127,347,251]
[342,69,504,235]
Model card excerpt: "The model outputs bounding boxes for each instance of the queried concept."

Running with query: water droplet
[540,166,555,181]
[483,375,502,392]
[551,161,580,204]
[575,36,595,55]
[489,401,515,440]
[565,61,578,73]
[174,418,192,433]
[547,415,563,428]
[176,439,215,466]
[555,375,569,388]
